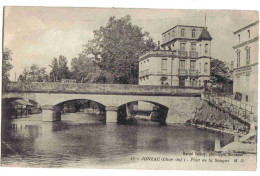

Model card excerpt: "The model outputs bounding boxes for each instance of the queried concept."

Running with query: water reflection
[1,113,233,167]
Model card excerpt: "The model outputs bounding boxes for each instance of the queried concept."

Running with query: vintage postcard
[1,7,258,170]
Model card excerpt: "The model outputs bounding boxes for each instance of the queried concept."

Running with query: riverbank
[189,123,245,136]
[190,99,257,154]
[192,100,250,135]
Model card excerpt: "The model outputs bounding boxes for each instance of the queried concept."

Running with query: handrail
[203,93,255,121]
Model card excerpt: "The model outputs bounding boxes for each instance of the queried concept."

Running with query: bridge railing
[6,82,204,96]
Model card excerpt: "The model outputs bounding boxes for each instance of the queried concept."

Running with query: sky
[4,7,259,81]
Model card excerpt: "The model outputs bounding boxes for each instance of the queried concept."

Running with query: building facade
[232,21,259,107]
[139,25,212,87]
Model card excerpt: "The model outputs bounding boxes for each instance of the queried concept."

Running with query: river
[1,112,234,168]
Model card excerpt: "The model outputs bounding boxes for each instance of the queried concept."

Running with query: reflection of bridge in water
[3,82,203,124]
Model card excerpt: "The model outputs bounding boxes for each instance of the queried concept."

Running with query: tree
[84,15,156,84]
[49,58,59,82]
[71,54,101,83]
[18,64,48,83]
[58,55,70,80]
[2,48,13,91]
[210,58,231,84]
[49,55,70,82]
[17,67,29,83]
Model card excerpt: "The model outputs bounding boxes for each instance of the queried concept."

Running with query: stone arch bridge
[3,82,203,124]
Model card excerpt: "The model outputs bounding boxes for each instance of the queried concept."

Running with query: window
[237,52,240,67]
[180,60,185,70]
[246,95,249,102]
[162,58,167,71]
[199,44,201,55]
[190,61,196,70]
[192,29,195,38]
[199,63,201,73]
[205,44,209,54]
[204,63,208,72]
[199,80,201,87]
[248,30,250,38]
[181,29,185,37]
[238,34,240,42]
[191,43,196,51]
[246,48,250,65]
[180,43,186,51]
[173,30,175,37]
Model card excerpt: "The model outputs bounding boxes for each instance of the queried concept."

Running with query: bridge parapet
[6,82,203,96]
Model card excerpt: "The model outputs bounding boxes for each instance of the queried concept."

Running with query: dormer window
[192,29,195,38]
[181,29,185,37]
[238,34,240,42]
[173,30,175,37]
[248,30,250,38]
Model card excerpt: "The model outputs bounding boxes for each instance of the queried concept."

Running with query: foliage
[210,58,232,84]
[2,48,13,91]
[58,55,70,80]
[84,15,156,84]
[71,54,101,83]
[18,64,48,83]
[49,55,70,82]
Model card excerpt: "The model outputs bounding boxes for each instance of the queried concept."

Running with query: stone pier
[41,105,61,122]
[106,106,118,123]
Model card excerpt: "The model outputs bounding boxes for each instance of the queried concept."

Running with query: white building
[139,25,212,87]
[232,20,259,107]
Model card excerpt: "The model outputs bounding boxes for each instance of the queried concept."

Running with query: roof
[234,20,259,34]
[11,99,34,106]
[162,25,204,35]
[198,27,213,41]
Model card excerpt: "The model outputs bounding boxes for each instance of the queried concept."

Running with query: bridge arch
[55,99,105,115]
[54,98,106,108]
[117,100,169,124]
[40,98,107,122]
[117,97,170,108]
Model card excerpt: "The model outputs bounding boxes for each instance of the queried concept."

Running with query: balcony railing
[139,50,173,60]
[189,51,198,58]
[189,70,198,77]
[139,69,149,77]
[178,69,188,76]
[177,50,188,58]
